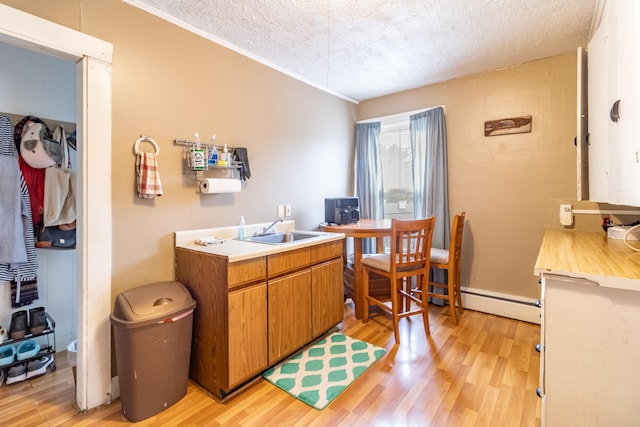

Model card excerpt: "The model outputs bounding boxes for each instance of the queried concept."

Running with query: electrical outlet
[285,204,291,217]
[560,204,573,226]
[277,205,285,218]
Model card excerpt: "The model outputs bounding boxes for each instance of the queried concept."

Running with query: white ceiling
[127,0,597,103]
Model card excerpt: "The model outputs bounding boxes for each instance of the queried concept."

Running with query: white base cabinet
[535,230,640,427]
[540,274,640,427]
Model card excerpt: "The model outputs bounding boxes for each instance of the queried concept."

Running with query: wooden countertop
[534,230,640,291]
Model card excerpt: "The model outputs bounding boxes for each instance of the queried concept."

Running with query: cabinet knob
[536,387,542,398]
[535,300,541,308]
[610,99,621,122]
[535,343,542,353]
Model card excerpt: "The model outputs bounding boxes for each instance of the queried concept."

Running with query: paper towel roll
[200,178,241,194]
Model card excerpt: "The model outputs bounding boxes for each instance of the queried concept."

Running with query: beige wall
[360,53,639,299]
[4,0,357,298]
[5,0,637,303]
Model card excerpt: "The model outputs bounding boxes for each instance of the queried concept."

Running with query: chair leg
[401,278,410,313]
[362,267,370,323]
[449,278,458,326]
[420,273,430,336]
[390,277,400,344]
[456,287,464,315]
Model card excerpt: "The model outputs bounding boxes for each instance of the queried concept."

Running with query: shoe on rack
[29,307,46,336]
[9,310,27,340]
[6,363,26,385]
[26,355,54,379]
[16,340,40,361]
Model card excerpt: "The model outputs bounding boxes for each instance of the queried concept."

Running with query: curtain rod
[356,105,444,124]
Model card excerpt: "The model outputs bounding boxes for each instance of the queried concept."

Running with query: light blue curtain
[411,107,450,303]
[410,107,449,248]
[354,122,383,253]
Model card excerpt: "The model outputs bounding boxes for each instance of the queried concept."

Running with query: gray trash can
[110,281,196,422]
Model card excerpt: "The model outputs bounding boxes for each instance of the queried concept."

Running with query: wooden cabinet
[311,258,344,338]
[268,269,312,363]
[227,283,268,389]
[175,238,343,400]
[587,0,640,205]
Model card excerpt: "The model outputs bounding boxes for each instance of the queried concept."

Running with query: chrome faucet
[260,218,283,235]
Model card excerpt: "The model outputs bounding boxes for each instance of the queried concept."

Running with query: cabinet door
[608,0,640,205]
[588,0,640,205]
[227,283,268,389]
[543,274,640,426]
[587,3,611,203]
[311,258,344,338]
[268,269,311,363]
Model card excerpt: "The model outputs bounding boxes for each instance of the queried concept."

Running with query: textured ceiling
[126,0,597,103]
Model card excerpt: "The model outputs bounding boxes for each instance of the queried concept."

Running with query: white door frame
[0,4,113,411]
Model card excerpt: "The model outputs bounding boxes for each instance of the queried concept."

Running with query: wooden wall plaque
[484,116,532,137]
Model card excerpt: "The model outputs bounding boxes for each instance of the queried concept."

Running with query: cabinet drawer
[310,240,343,264]
[267,247,310,278]
[228,257,267,289]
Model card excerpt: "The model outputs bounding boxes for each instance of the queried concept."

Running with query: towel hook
[134,135,160,155]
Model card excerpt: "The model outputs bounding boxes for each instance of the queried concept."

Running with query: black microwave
[324,197,360,225]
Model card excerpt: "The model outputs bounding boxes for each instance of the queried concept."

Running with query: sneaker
[26,355,54,379]
[6,363,26,385]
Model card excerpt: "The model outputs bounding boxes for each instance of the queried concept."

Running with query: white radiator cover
[460,286,541,324]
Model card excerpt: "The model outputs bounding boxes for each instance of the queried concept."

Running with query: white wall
[0,42,75,121]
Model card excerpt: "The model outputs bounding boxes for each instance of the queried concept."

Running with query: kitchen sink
[241,232,321,245]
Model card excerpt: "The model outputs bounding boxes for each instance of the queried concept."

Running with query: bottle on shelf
[208,145,218,166]
[219,144,229,166]
[191,132,206,171]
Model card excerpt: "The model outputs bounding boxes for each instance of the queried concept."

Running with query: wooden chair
[427,211,466,325]
[361,217,435,344]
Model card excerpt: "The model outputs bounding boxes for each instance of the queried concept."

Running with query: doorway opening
[0,4,113,411]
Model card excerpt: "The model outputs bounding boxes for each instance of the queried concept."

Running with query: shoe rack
[0,312,57,380]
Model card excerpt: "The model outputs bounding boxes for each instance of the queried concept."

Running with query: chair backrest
[449,212,466,270]
[390,217,435,273]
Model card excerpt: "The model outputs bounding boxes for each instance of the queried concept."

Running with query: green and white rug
[263,332,386,410]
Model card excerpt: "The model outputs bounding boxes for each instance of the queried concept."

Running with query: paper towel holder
[199,178,241,194]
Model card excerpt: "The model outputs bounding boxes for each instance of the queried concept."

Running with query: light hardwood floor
[0,302,541,426]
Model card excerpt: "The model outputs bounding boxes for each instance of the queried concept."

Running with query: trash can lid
[112,281,195,323]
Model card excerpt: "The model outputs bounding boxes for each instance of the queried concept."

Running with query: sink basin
[241,232,321,245]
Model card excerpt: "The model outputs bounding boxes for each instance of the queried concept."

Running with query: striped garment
[0,114,39,307]
[136,152,163,199]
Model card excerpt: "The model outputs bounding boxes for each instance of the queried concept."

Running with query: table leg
[353,237,364,320]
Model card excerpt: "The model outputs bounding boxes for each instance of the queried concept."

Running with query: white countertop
[175,220,345,262]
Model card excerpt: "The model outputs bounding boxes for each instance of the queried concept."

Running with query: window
[380,120,414,219]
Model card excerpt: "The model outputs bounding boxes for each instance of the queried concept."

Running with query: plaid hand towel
[136,152,163,199]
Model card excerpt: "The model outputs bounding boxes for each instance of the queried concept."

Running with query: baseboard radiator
[460,286,541,325]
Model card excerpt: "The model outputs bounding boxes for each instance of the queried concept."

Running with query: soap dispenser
[238,215,246,239]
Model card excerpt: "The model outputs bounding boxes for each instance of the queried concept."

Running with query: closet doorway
[0,5,113,412]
